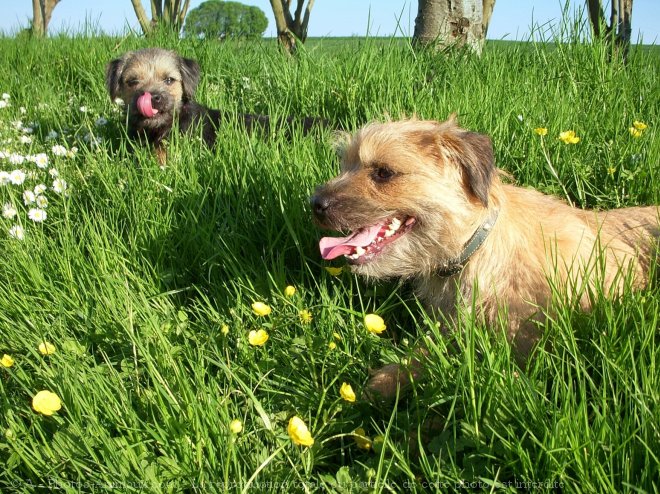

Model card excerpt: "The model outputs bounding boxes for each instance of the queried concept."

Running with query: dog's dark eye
[372,166,396,183]
[164,77,175,85]
[126,79,139,88]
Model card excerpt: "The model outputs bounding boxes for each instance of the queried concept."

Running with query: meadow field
[0,26,658,493]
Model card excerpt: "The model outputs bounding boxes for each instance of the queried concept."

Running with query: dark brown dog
[106,47,322,164]
[312,117,659,400]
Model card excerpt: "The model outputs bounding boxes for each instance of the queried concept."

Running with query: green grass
[0,28,658,493]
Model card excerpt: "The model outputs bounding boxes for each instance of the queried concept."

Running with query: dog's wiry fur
[312,117,659,399]
[106,48,321,164]
[106,48,213,163]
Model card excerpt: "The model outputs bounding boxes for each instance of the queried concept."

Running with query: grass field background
[0,24,658,493]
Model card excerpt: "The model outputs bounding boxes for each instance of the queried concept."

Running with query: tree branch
[482,0,495,38]
[586,0,606,38]
[131,0,153,34]
[301,0,315,41]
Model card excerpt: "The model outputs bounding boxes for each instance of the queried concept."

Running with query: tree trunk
[31,0,61,37]
[586,0,634,62]
[131,0,153,35]
[413,0,491,54]
[177,0,192,29]
[130,0,192,35]
[269,0,315,54]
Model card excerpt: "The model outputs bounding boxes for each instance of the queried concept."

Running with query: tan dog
[311,117,658,399]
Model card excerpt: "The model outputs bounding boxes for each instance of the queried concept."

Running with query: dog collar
[436,208,499,277]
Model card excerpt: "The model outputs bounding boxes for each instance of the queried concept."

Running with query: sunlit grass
[0,28,658,493]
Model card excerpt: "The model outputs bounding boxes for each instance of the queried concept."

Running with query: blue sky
[2,1,659,43]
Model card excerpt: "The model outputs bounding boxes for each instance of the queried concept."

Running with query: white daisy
[114,97,124,106]
[28,208,47,222]
[23,190,36,204]
[0,171,9,185]
[46,130,59,140]
[79,106,87,113]
[66,146,78,158]
[9,169,26,185]
[48,168,59,178]
[8,225,24,240]
[34,184,47,195]
[11,120,22,130]
[0,100,8,109]
[19,135,32,144]
[51,145,67,156]
[33,153,49,168]
[2,203,17,219]
[1,93,9,100]
[35,195,48,208]
[95,117,108,126]
[19,107,26,114]
[52,178,68,194]
[8,153,25,165]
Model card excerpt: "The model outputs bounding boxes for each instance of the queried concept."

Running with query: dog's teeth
[405,217,416,226]
[355,247,366,256]
[390,218,402,230]
[384,229,396,237]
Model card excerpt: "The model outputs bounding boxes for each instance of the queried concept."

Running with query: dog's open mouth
[319,216,416,264]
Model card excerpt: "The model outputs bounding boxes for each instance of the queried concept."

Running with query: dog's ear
[179,57,200,101]
[458,131,495,207]
[105,56,127,101]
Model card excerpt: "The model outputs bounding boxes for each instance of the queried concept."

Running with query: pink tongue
[319,224,384,260]
[137,92,158,118]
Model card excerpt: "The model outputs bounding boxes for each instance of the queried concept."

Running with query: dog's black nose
[311,193,334,219]
[151,93,162,104]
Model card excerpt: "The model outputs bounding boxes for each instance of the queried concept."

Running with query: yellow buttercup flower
[558,130,580,144]
[328,341,337,350]
[534,127,548,136]
[340,382,356,402]
[251,302,272,316]
[248,329,269,346]
[38,342,56,355]
[607,166,616,176]
[324,266,343,276]
[1,354,15,368]
[629,127,642,138]
[372,435,385,453]
[333,332,341,340]
[632,120,647,130]
[284,285,296,297]
[32,390,62,416]
[221,324,230,335]
[353,427,372,450]
[288,416,314,446]
[299,309,313,324]
[364,314,386,335]
[229,419,243,434]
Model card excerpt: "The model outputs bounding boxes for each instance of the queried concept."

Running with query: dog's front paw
[364,361,423,403]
